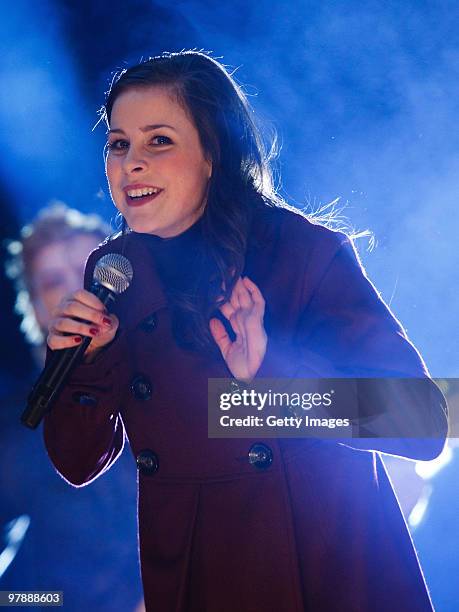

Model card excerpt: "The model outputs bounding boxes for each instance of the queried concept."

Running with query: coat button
[130,375,152,401]
[248,443,273,470]
[140,313,157,332]
[136,450,159,475]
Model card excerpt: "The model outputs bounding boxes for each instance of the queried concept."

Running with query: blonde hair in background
[6,201,109,345]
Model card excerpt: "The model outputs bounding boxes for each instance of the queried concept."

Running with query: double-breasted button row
[131,375,152,401]
[135,444,274,476]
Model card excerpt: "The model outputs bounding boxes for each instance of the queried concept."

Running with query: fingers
[47,289,119,352]
[71,288,107,311]
[219,300,235,322]
[241,277,265,316]
[229,310,243,338]
[235,276,265,312]
[218,284,240,319]
[229,283,241,311]
[47,333,86,351]
[50,315,110,339]
[235,279,252,310]
[53,289,108,325]
[209,318,232,356]
[214,276,265,351]
[217,278,247,338]
[219,277,265,321]
[47,314,118,352]
[211,276,267,380]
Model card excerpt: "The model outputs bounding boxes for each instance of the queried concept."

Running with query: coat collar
[86,207,276,331]
[87,231,168,330]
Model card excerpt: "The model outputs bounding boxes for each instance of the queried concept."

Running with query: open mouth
[125,189,163,207]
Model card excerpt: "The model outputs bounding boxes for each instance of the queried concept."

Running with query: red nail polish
[90,327,99,336]
[102,317,112,326]
[74,336,82,344]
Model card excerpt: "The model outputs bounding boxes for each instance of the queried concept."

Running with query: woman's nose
[123,146,148,174]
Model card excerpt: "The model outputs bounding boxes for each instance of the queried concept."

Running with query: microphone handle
[21,283,115,430]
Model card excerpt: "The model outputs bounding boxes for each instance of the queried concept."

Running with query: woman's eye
[107,139,128,152]
[151,135,172,145]
[105,136,171,153]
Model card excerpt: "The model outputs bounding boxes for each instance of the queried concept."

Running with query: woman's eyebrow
[108,124,177,134]
[140,124,177,132]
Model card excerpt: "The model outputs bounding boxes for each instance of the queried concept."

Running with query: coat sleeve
[43,339,126,487]
[256,230,448,461]
[42,249,126,487]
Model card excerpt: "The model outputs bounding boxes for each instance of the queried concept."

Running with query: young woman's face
[105,86,212,238]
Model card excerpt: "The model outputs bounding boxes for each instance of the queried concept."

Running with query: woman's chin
[123,215,161,235]
[131,223,160,235]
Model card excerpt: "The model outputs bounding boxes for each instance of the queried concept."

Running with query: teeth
[127,187,160,198]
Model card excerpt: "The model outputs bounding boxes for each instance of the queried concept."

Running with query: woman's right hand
[47,289,119,359]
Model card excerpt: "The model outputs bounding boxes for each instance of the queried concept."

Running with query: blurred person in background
[1,203,144,611]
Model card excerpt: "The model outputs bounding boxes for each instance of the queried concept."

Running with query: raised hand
[47,289,119,361]
[209,276,267,382]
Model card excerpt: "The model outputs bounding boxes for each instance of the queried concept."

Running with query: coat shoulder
[252,204,351,266]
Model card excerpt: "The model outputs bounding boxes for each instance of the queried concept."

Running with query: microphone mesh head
[92,253,133,295]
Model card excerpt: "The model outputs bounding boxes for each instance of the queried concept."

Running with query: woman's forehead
[109,86,189,128]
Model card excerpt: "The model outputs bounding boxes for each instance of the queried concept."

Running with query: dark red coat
[44,206,447,611]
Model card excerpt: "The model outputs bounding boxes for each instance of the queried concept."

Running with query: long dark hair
[101,50,280,354]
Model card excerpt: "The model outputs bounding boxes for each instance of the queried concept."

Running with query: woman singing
[43,51,447,611]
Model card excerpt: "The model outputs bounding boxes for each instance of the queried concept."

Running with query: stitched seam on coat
[277,444,308,612]
[175,483,201,611]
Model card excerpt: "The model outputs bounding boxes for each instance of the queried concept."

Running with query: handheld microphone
[21,253,133,430]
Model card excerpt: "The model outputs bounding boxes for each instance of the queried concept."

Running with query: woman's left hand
[209,276,267,382]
